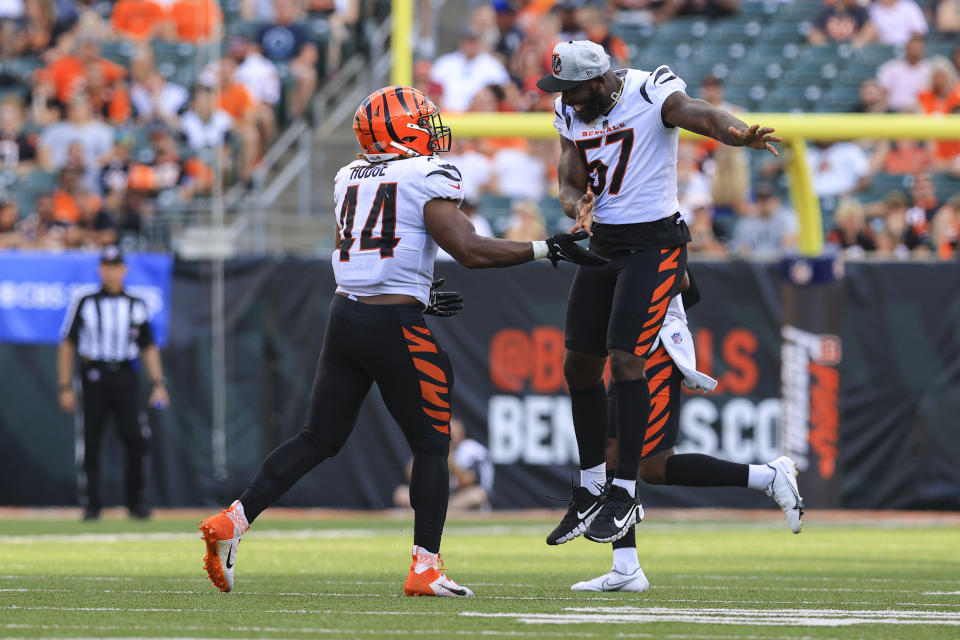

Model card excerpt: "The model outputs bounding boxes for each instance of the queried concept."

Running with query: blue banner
[0,251,173,347]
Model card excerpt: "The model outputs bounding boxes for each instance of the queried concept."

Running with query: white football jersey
[553,67,687,225]
[332,154,464,307]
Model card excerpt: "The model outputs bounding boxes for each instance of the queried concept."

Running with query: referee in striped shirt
[57,246,169,520]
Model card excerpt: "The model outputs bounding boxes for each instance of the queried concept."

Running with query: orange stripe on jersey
[645,346,671,370]
[413,357,447,383]
[642,432,666,457]
[410,326,431,336]
[659,247,681,272]
[402,328,438,353]
[651,273,676,303]
[419,380,450,408]
[642,296,670,329]
[635,325,660,350]
[423,407,451,422]
[647,386,670,427]
[432,422,450,435]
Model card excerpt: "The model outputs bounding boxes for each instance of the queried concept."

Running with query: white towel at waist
[651,297,718,393]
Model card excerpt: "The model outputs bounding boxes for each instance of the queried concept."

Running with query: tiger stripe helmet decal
[353,86,452,162]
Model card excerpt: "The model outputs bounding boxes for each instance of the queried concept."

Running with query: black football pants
[79,362,149,513]
[240,295,453,553]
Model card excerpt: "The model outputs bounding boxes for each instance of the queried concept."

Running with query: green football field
[1,510,958,639]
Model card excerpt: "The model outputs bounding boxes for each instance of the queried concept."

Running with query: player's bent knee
[563,351,605,389]
[609,349,647,382]
[297,429,343,460]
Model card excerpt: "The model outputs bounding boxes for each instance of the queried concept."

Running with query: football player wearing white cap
[537,41,789,549]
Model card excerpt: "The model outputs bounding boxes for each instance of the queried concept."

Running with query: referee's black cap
[100,245,125,265]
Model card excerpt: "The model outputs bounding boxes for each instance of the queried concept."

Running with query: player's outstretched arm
[661,92,781,156]
[425,198,537,268]
[424,199,608,269]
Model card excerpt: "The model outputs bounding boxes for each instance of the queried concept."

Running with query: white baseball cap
[537,40,611,92]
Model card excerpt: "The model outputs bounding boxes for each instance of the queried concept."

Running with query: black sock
[613,379,649,480]
[410,452,449,554]
[570,384,609,470]
[664,454,749,487]
[239,430,335,522]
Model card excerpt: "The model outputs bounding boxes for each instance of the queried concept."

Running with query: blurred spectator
[470,3,499,51]
[491,139,547,200]
[877,34,930,111]
[827,197,877,256]
[230,35,282,114]
[98,130,133,195]
[37,33,127,106]
[909,171,940,220]
[863,0,928,47]
[659,0,739,21]
[880,137,931,174]
[203,60,262,180]
[611,0,674,26]
[0,96,44,174]
[855,78,890,113]
[86,61,133,126]
[709,145,750,234]
[883,189,928,253]
[65,185,117,247]
[577,5,630,68]
[447,137,493,202]
[677,142,712,222]
[0,191,24,248]
[936,0,960,33]
[504,199,547,241]
[808,141,871,197]
[697,75,743,159]
[493,0,525,63]
[17,193,67,247]
[110,0,171,42]
[730,183,797,255]
[169,0,222,44]
[40,93,114,182]
[181,85,237,180]
[687,193,727,254]
[917,57,960,171]
[255,0,318,120]
[809,0,871,47]
[430,29,510,112]
[129,50,190,129]
[302,0,359,75]
[393,418,493,511]
[413,60,444,105]
[556,1,586,41]
[52,166,101,224]
[931,194,960,258]
[142,125,213,197]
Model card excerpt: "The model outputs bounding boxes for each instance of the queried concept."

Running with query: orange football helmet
[353,86,451,161]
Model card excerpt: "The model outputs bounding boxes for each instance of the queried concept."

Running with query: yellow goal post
[389,0,960,256]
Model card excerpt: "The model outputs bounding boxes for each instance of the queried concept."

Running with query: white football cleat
[764,456,804,533]
[198,500,249,592]
[571,567,650,592]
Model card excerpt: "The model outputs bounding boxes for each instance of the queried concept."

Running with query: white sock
[612,477,636,498]
[580,463,606,496]
[612,547,640,574]
[747,464,776,490]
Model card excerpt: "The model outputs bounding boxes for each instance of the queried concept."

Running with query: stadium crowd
[0,0,363,251]
[420,0,960,260]
[0,0,958,259]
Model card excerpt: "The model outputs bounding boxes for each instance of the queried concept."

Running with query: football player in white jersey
[570,270,805,593]
[197,85,607,598]
[536,41,795,548]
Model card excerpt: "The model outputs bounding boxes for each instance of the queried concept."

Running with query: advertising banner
[0,251,174,346]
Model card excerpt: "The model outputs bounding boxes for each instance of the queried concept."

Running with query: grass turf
[1,511,958,639]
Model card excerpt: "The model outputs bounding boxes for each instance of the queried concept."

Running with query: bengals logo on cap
[552,52,562,75]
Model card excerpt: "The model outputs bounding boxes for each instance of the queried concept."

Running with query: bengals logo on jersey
[552,52,562,75]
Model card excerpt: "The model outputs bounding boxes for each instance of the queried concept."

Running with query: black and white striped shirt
[61,287,155,362]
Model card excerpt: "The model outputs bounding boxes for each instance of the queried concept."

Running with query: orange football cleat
[403,545,474,597]
[198,500,249,592]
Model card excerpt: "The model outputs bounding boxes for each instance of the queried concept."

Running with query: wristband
[531,240,548,261]
[151,378,167,387]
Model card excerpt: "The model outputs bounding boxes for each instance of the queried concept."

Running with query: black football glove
[424,278,464,317]
[545,231,609,268]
